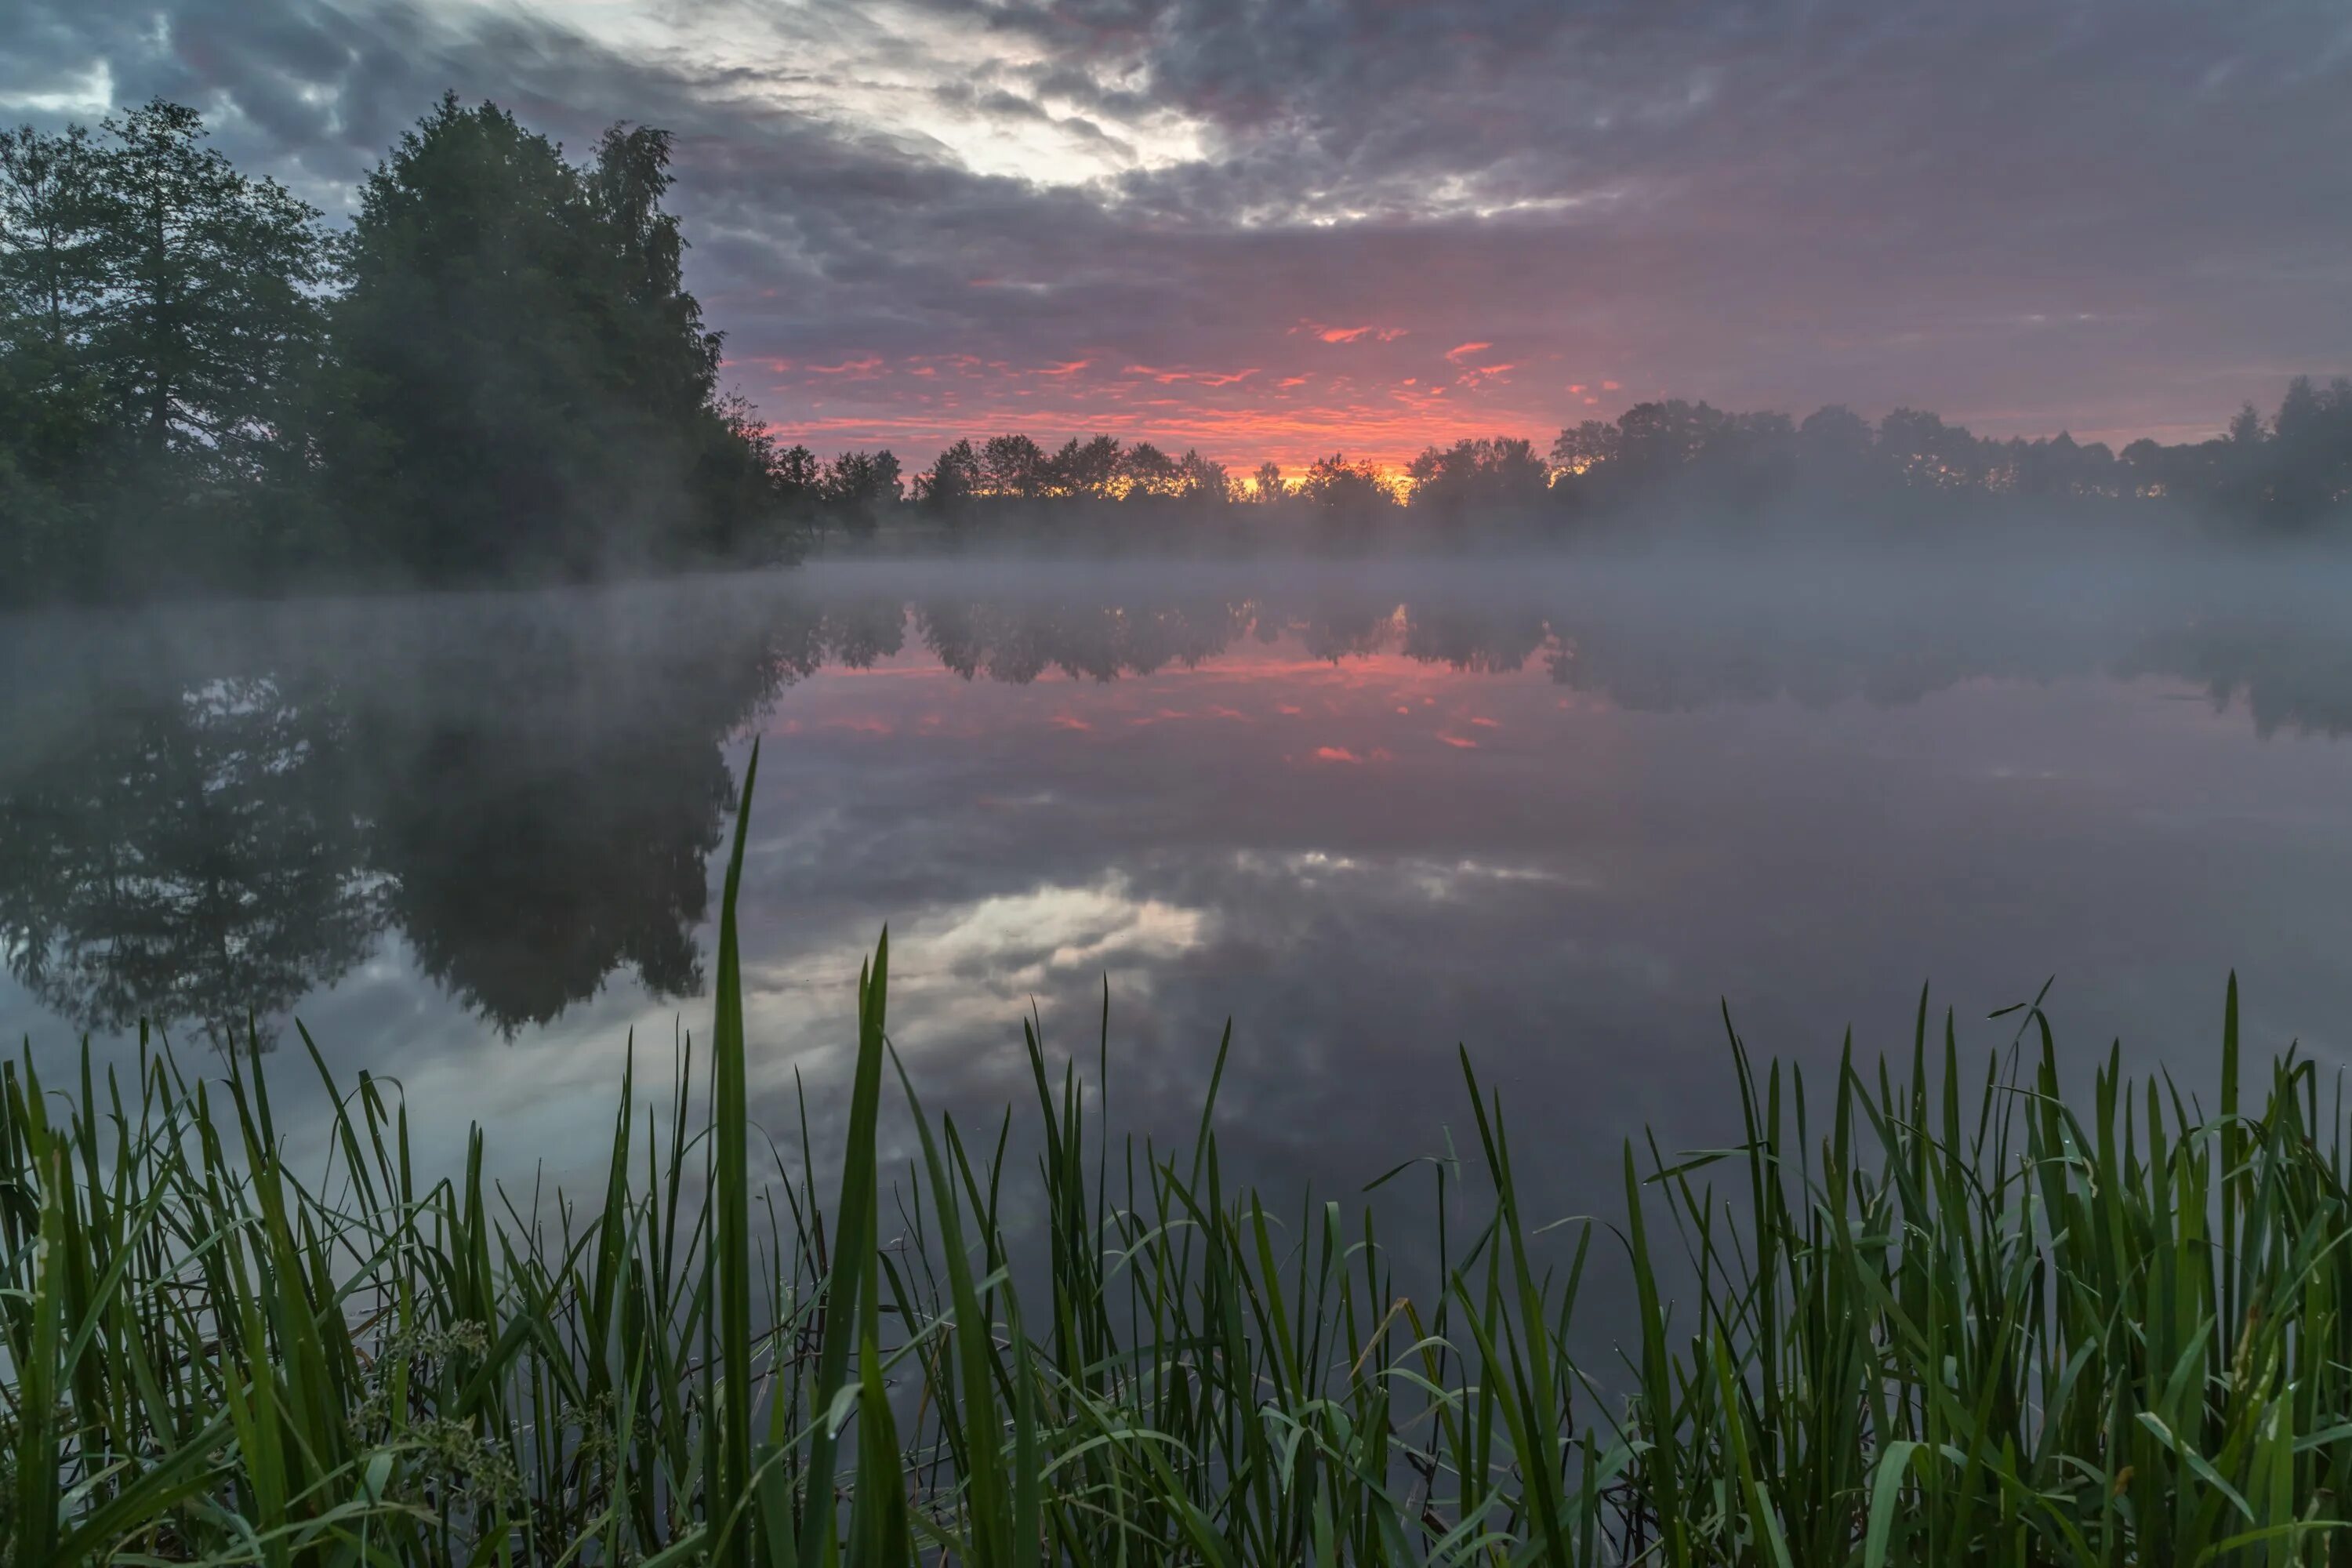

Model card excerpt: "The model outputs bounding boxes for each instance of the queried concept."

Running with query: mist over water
[5,545,2350,1210]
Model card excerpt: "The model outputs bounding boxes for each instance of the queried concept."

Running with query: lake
[5,551,2350,1214]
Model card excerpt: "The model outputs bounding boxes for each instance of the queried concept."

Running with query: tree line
[870,383,2352,542]
[0,96,797,600]
[1541,385,2352,531]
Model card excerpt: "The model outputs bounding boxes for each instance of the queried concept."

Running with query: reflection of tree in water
[819,597,909,668]
[1542,609,2066,713]
[1292,599,1400,663]
[916,597,1250,683]
[372,725,729,1033]
[2121,624,2352,740]
[891,583,2352,744]
[0,590,821,1043]
[352,602,813,1034]
[0,674,382,1047]
[1399,604,1553,673]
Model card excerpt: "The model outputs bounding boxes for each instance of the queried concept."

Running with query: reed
[5,755,2350,1563]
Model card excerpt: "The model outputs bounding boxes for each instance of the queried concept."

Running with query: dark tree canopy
[328,97,786,579]
[0,105,327,589]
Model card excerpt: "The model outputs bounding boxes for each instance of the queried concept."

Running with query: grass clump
[5,753,2352,1564]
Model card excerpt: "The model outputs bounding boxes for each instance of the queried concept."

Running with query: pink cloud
[1301,322,1408,344]
[1120,364,1260,387]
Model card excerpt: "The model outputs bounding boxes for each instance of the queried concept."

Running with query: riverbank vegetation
[5,761,2350,1563]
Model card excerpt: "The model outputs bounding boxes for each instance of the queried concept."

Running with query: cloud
[1304,323,1410,345]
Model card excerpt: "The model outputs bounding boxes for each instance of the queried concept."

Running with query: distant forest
[5,97,2350,603]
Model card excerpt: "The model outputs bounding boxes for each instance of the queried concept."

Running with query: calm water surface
[5,554,2350,1210]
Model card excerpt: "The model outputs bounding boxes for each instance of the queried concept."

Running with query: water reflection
[3,557,2350,1051]
[1,587,822,1040]
[0,671,378,1046]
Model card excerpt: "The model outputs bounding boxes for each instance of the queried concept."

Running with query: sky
[9,0,2351,471]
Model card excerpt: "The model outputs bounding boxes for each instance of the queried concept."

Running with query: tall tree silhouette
[327,97,786,578]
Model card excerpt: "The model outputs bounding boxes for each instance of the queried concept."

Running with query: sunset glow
[731,344,1613,473]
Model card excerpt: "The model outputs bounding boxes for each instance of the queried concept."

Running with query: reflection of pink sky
[753,628,1599,776]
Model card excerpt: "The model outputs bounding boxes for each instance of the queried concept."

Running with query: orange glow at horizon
[731,334,1632,473]
[752,382,1604,474]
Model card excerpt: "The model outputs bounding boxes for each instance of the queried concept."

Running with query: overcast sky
[11,0,2350,468]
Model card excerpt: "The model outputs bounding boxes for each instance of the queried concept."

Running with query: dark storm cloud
[10,0,2350,460]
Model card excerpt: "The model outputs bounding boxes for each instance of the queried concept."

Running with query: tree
[1048,433,1122,498]
[981,432,1048,498]
[0,125,108,592]
[822,448,902,534]
[1405,437,1549,524]
[328,96,779,577]
[2254,376,2352,528]
[775,444,822,497]
[89,102,325,470]
[1251,460,1286,501]
[1175,448,1234,504]
[916,437,982,514]
[1298,452,1396,517]
[0,106,325,586]
[1548,419,1618,474]
[1795,404,1874,490]
[1876,408,1983,491]
[0,124,103,348]
[1119,441,1181,498]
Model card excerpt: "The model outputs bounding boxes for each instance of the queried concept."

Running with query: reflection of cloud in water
[741,876,1207,1051]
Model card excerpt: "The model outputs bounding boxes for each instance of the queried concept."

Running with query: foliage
[1550,381,2352,530]
[1404,437,1549,524]
[1298,450,1400,514]
[327,97,790,579]
[0,96,801,602]
[5,763,2351,1562]
[0,105,326,590]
